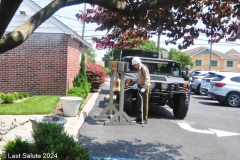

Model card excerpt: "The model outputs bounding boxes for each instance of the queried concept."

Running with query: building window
[195,60,202,66]
[227,61,233,67]
[211,60,217,66]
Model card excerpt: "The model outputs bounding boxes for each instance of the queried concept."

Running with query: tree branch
[0,0,23,38]
[0,0,184,53]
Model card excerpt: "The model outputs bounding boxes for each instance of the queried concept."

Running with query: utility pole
[209,21,213,69]
[209,34,212,69]
[81,3,86,38]
[157,27,162,59]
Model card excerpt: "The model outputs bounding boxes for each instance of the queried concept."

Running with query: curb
[71,91,100,137]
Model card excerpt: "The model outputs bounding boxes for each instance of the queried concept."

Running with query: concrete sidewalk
[0,91,100,153]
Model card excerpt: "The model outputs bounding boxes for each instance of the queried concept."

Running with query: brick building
[0,0,91,96]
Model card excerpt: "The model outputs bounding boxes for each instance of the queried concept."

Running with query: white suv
[208,72,240,107]
[200,71,218,94]
[191,71,210,95]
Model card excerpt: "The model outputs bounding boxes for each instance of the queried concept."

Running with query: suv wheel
[173,94,189,119]
[226,92,240,107]
[195,84,204,95]
[123,91,133,114]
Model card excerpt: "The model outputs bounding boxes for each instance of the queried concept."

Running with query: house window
[211,60,217,66]
[227,61,233,67]
[195,60,202,66]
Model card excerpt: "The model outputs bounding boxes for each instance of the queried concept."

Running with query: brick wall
[0,33,87,96]
[66,36,80,90]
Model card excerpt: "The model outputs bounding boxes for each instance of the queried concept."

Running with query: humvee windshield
[124,58,181,76]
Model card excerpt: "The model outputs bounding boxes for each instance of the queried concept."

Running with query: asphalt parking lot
[78,81,240,160]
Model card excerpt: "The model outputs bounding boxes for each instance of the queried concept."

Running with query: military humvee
[115,49,190,119]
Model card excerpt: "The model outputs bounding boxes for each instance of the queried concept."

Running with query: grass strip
[0,96,59,115]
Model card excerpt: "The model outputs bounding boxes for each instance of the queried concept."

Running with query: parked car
[208,72,240,107]
[191,71,210,95]
[200,71,218,94]
[191,70,212,77]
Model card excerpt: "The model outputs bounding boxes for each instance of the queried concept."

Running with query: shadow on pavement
[77,135,188,160]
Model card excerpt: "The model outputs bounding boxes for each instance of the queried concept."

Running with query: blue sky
[32,0,240,61]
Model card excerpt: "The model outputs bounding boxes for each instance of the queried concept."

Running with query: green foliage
[103,49,121,67]
[0,91,29,103]
[102,52,111,67]
[22,92,29,98]
[2,136,34,157]
[108,49,121,61]
[103,67,111,76]
[133,40,157,51]
[32,123,91,160]
[2,123,91,160]
[168,48,194,70]
[13,92,20,100]
[18,93,24,99]
[0,92,4,101]
[72,53,90,96]
[67,86,91,99]
[87,48,97,63]
[67,86,91,109]
[2,94,15,103]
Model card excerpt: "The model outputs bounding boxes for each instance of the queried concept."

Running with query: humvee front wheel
[123,91,133,114]
[116,91,135,115]
[173,94,189,119]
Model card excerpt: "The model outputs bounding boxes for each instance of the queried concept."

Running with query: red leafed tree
[86,62,107,90]
[1,0,240,53]
[76,0,240,50]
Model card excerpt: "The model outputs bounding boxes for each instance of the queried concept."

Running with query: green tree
[108,49,121,61]
[87,48,97,63]
[102,52,111,67]
[73,53,87,88]
[132,40,157,51]
[168,48,194,70]
[102,49,121,68]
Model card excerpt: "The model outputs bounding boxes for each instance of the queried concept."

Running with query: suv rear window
[193,71,201,75]
[198,73,207,76]
[212,75,225,81]
[204,73,217,78]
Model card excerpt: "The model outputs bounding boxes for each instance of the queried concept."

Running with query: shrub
[71,53,91,95]
[87,62,107,90]
[13,92,19,100]
[73,53,87,88]
[32,123,91,160]
[18,93,24,99]
[0,92,4,98]
[22,92,29,98]
[2,136,35,157]
[67,86,91,99]
[2,94,15,103]
[0,92,4,101]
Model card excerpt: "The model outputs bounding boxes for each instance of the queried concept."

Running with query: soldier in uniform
[132,57,151,124]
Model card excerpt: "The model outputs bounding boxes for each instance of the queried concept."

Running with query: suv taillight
[215,82,226,87]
